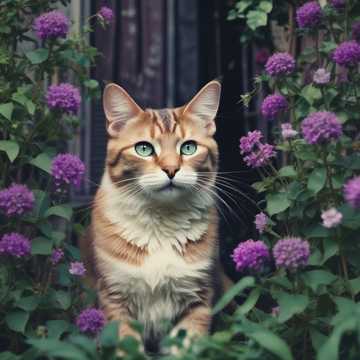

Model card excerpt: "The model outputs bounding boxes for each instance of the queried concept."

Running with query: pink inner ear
[109,120,126,133]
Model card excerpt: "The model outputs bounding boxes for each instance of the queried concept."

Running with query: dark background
[83,0,267,276]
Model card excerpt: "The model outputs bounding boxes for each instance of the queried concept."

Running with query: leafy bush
[1,0,360,359]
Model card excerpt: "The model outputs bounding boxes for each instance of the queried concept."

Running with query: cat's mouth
[155,182,180,192]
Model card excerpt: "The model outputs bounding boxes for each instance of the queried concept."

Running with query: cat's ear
[183,80,221,136]
[103,83,143,136]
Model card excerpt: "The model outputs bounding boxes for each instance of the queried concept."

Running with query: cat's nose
[162,166,179,179]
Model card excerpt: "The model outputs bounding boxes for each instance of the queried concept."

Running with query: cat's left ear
[183,80,221,136]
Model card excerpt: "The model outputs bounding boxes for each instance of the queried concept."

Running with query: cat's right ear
[103,83,143,137]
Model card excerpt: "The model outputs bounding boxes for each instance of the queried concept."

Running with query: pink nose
[162,166,179,179]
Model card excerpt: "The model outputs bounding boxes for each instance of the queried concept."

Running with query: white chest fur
[96,246,211,334]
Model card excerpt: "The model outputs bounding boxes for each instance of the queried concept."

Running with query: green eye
[135,142,155,157]
[180,141,197,155]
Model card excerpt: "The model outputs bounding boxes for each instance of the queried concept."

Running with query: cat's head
[103,80,221,202]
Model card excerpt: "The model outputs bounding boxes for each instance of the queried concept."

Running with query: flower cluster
[313,68,331,85]
[98,6,113,24]
[46,83,81,115]
[273,237,310,271]
[254,212,268,234]
[51,153,85,188]
[51,248,64,265]
[33,10,69,40]
[232,240,270,272]
[0,233,31,258]
[69,261,86,276]
[265,53,295,77]
[321,208,342,228]
[240,131,276,168]
[0,184,34,217]
[344,176,360,209]
[332,41,360,68]
[261,94,288,120]
[76,308,105,335]
[329,0,345,11]
[296,1,322,29]
[301,111,342,144]
[281,123,298,140]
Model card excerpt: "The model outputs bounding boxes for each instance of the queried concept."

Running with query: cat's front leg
[98,281,141,342]
[170,303,211,352]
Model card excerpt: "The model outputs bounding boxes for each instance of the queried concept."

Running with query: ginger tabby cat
[80,80,226,353]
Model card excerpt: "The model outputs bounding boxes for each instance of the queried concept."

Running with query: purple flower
[261,94,288,120]
[332,41,360,68]
[321,207,343,228]
[46,83,81,115]
[232,239,270,272]
[301,111,342,144]
[33,10,69,40]
[352,22,360,43]
[98,6,113,24]
[50,248,64,265]
[313,68,331,84]
[296,1,323,29]
[0,184,34,217]
[239,130,263,154]
[255,212,268,234]
[69,261,86,276]
[243,143,276,168]
[281,123,298,140]
[273,237,310,271]
[265,53,295,76]
[255,48,270,66]
[0,233,31,258]
[51,153,85,188]
[76,308,105,335]
[344,176,360,209]
[329,0,345,10]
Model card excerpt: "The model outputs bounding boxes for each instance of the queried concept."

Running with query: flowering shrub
[221,1,360,359]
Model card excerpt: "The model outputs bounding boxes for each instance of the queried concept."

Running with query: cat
[80,80,227,353]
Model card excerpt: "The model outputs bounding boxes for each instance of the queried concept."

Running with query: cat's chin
[145,184,192,202]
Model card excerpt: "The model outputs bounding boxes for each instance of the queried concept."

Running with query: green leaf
[30,152,52,173]
[339,204,360,230]
[235,0,252,12]
[349,277,360,295]
[5,310,29,333]
[258,1,273,13]
[278,165,297,178]
[301,270,337,292]
[272,291,309,323]
[317,317,356,360]
[46,320,69,339]
[249,330,293,360]
[84,79,99,89]
[0,140,19,162]
[45,204,73,221]
[15,296,40,312]
[31,237,52,255]
[26,100,36,115]
[0,102,14,121]
[212,276,255,315]
[236,287,260,315]
[27,339,88,360]
[54,290,71,310]
[307,167,327,194]
[100,321,119,347]
[246,10,268,30]
[322,238,339,264]
[266,193,290,215]
[25,48,49,64]
[301,84,322,105]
